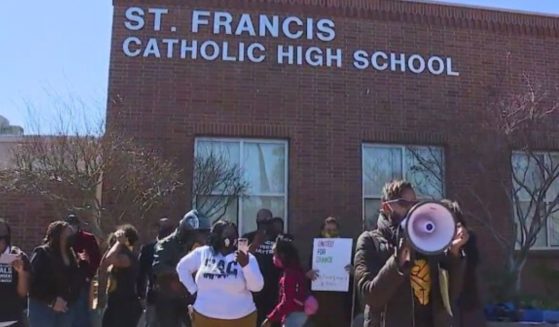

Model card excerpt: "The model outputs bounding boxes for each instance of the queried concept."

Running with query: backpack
[302,295,319,316]
[293,294,319,316]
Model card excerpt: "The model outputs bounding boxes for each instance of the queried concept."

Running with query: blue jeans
[28,298,76,327]
[284,312,308,327]
[72,286,91,327]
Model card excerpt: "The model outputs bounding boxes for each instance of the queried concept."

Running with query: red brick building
[106,0,559,295]
[108,0,559,259]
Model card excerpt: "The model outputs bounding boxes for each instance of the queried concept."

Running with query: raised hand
[52,297,68,313]
[11,255,26,273]
[306,269,319,281]
[449,223,469,256]
[235,250,249,267]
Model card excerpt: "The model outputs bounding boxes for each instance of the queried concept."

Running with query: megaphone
[400,201,456,255]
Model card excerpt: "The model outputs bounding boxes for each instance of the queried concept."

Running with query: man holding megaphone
[354,180,468,327]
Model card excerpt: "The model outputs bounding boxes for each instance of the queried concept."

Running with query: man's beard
[390,212,406,225]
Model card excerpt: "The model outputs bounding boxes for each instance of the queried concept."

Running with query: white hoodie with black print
[176,245,264,320]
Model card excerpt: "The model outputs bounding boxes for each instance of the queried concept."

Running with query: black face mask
[158,227,173,240]
[67,234,77,246]
[268,229,280,240]
[257,221,272,233]
[177,228,192,243]
[0,235,9,251]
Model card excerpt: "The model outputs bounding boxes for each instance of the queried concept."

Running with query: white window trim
[512,150,559,250]
[361,143,445,228]
[194,137,289,234]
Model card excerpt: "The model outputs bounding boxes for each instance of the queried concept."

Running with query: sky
[0,1,557,134]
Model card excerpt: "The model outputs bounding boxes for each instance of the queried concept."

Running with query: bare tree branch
[0,110,183,240]
[405,70,559,299]
[192,150,249,223]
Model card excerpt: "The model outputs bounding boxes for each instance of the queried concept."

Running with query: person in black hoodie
[152,210,211,327]
[137,218,175,327]
[0,218,30,327]
[440,199,487,327]
[28,221,83,327]
[243,209,282,326]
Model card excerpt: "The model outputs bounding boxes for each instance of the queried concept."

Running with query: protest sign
[311,238,352,292]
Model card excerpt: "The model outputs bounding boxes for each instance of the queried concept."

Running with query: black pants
[155,297,191,327]
[255,296,279,327]
[5,322,24,327]
[102,299,142,327]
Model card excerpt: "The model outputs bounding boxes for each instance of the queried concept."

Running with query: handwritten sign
[311,238,353,292]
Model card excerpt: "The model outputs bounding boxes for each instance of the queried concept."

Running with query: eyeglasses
[383,198,420,206]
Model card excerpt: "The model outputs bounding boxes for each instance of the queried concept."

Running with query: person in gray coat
[354,180,468,327]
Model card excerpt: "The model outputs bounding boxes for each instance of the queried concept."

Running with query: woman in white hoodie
[176,220,264,327]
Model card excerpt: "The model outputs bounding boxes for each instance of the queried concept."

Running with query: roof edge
[405,0,559,19]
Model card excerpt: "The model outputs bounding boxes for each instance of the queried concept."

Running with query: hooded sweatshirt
[267,265,307,323]
[176,245,264,320]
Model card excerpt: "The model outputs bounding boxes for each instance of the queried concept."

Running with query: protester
[262,235,309,327]
[101,224,142,327]
[0,218,30,327]
[306,217,354,327]
[354,180,468,327]
[271,217,294,241]
[153,210,211,327]
[177,220,264,326]
[137,218,175,327]
[29,221,83,327]
[65,214,101,327]
[244,209,282,326]
[440,199,487,327]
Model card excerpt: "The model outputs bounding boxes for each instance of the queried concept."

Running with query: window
[194,138,288,235]
[362,144,444,230]
[511,151,559,249]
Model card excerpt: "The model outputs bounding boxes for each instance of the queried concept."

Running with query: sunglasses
[383,198,420,206]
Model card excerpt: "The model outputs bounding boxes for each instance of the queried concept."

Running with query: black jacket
[152,231,195,300]
[29,245,83,305]
[137,241,157,304]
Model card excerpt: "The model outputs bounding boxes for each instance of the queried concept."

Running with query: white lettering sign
[121,7,460,76]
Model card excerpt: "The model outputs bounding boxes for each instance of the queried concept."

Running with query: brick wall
[107,0,559,266]
[0,193,56,253]
[0,137,60,252]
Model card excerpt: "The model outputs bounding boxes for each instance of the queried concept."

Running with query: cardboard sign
[311,238,353,292]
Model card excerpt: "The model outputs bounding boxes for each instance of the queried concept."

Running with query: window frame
[361,143,446,228]
[194,137,289,234]
[511,150,559,250]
